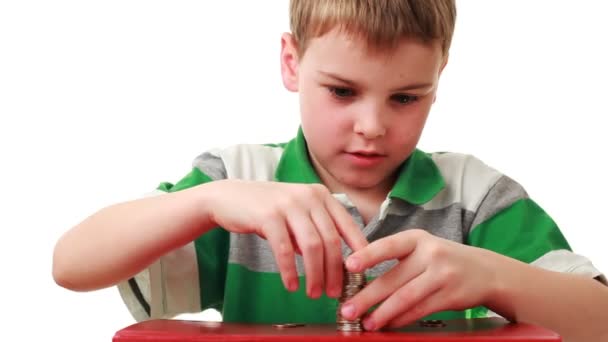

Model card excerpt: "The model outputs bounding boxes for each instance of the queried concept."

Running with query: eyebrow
[318,71,433,92]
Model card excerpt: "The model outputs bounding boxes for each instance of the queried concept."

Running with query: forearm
[53,183,217,291]
[487,253,608,341]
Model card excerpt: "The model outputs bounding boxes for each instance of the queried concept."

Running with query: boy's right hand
[204,179,368,299]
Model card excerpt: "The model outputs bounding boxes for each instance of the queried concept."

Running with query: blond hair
[289,0,456,57]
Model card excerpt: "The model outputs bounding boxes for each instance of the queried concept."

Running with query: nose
[353,103,386,139]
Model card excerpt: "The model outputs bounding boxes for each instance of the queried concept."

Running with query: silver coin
[336,267,367,332]
[272,323,306,328]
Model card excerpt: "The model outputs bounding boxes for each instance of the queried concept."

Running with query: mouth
[347,151,385,157]
[344,151,387,167]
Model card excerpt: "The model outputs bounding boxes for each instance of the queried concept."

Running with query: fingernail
[346,257,360,271]
[327,287,340,298]
[288,279,299,292]
[310,286,321,298]
[363,318,376,331]
[340,303,355,319]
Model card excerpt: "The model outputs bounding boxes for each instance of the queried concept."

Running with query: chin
[337,174,385,190]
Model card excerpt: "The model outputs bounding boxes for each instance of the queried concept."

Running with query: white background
[1,1,607,341]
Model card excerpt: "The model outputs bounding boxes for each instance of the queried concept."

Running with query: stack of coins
[336,265,367,332]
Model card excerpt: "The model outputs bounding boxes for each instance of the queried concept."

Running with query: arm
[466,176,608,340]
[52,183,216,292]
[341,230,608,341]
[54,179,368,296]
[488,255,608,342]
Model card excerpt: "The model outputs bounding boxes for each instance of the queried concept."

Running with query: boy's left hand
[340,228,501,331]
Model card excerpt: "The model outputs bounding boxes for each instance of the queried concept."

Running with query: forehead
[300,28,444,83]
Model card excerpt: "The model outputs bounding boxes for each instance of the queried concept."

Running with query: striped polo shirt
[118,128,605,323]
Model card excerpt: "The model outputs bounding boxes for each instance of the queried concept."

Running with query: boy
[53,1,608,341]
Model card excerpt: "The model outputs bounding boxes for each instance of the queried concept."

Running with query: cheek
[389,106,431,145]
[301,90,349,131]
[300,99,350,156]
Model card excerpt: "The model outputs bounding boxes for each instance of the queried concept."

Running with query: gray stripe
[366,202,475,277]
[229,233,303,275]
[468,176,528,234]
[228,232,370,276]
[228,200,476,278]
[225,175,527,279]
[368,202,471,245]
[193,152,227,180]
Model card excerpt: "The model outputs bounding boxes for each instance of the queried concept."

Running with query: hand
[340,229,499,330]
[206,179,368,298]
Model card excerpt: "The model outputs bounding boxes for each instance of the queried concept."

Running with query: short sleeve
[117,152,231,321]
[467,175,606,283]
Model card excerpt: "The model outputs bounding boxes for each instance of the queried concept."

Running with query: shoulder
[430,152,502,190]
[193,143,286,181]
[424,152,526,213]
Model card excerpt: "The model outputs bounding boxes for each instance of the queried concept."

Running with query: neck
[338,184,391,226]
[328,176,394,202]
[311,162,396,225]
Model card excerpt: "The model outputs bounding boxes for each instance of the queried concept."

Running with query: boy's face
[281,28,447,192]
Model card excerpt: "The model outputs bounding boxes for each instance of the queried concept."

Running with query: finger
[324,196,368,252]
[340,252,426,321]
[288,210,324,299]
[287,231,302,255]
[345,230,420,273]
[310,205,343,298]
[262,219,298,292]
[362,271,442,331]
[385,286,450,329]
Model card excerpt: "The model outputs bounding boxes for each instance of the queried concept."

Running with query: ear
[439,54,449,75]
[280,32,299,92]
[433,55,449,103]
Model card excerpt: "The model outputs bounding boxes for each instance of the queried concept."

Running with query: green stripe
[465,306,488,319]
[158,167,213,192]
[273,127,322,184]
[195,228,229,311]
[389,149,445,205]
[158,166,488,321]
[273,127,445,204]
[161,167,230,311]
[222,263,338,323]
[468,198,571,263]
[221,264,475,323]
[264,142,288,148]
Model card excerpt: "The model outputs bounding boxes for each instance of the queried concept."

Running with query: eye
[329,87,356,98]
[391,94,419,105]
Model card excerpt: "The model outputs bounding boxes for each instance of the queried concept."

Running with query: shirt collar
[274,127,445,205]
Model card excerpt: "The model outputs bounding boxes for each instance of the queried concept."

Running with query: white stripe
[154,241,201,318]
[117,189,201,320]
[531,249,606,282]
[117,190,166,321]
[146,190,202,318]
[333,193,355,208]
[423,153,502,211]
[149,259,163,318]
[143,189,167,197]
[210,144,284,181]
[378,198,392,220]
[117,269,152,322]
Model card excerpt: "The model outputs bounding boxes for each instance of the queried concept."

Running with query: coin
[272,323,305,328]
[336,263,367,332]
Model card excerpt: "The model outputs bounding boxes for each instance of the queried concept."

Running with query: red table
[113,318,561,341]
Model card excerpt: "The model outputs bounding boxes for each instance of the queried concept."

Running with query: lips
[344,151,386,167]
[348,151,385,157]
